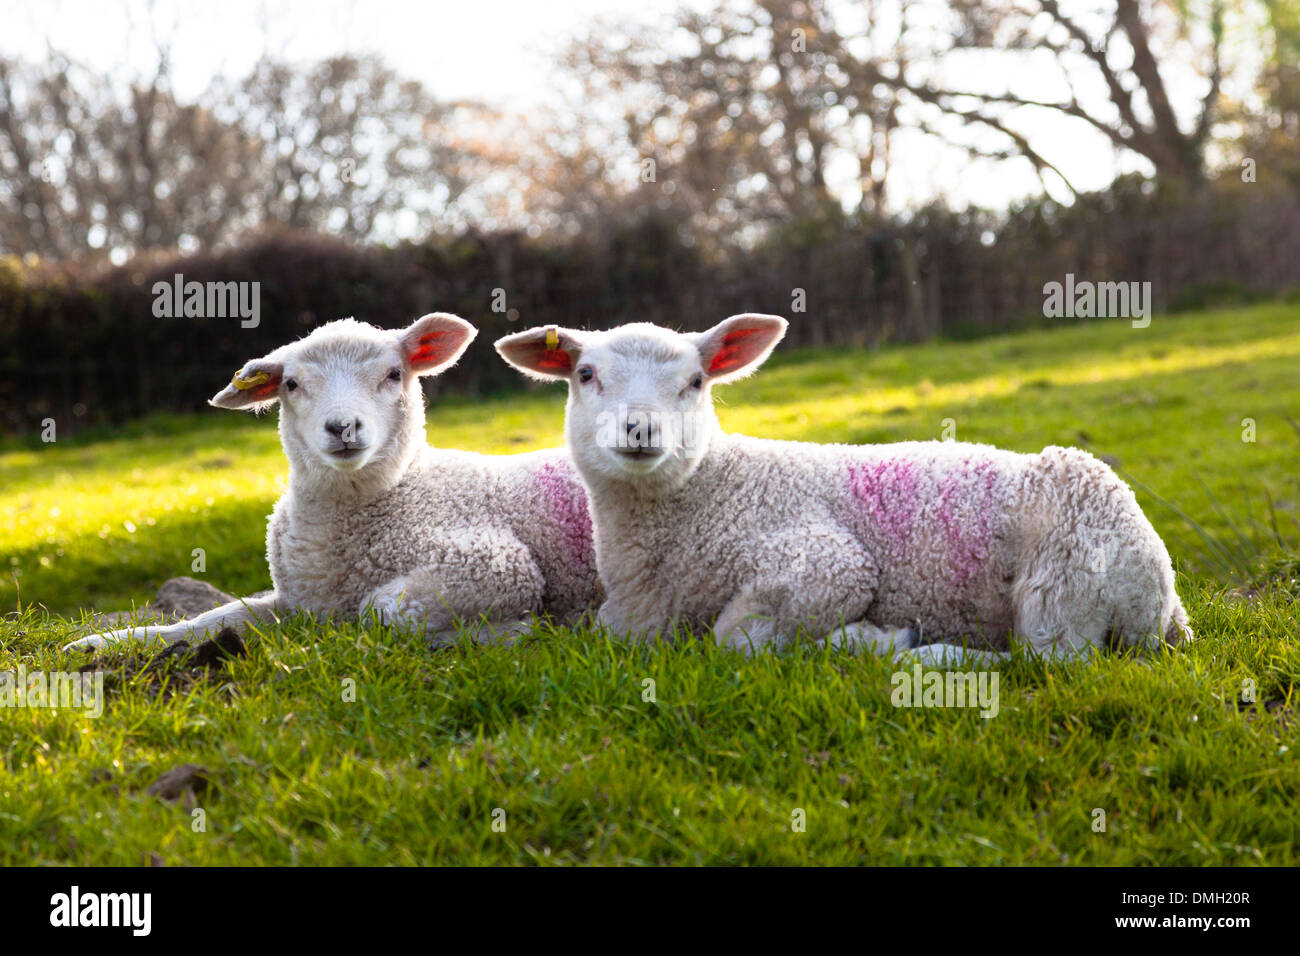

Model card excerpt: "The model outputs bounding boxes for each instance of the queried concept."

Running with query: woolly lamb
[65,313,599,652]
[495,315,1191,662]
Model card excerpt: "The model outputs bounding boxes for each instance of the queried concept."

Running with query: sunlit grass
[0,302,1298,865]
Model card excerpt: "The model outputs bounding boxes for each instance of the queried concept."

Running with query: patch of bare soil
[79,626,247,699]
[144,764,211,806]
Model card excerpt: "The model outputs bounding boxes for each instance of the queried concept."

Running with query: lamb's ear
[494,325,585,381]
[401,312,477,375]
[210,358,284,410]
[694,313,788,383]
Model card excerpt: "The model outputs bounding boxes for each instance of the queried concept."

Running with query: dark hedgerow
[3,184,1300,437]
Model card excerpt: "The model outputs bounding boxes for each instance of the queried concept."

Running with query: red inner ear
[708,327,767,374]
[408,329,461,369]
[534,345,573,374]
[249,378,280,399]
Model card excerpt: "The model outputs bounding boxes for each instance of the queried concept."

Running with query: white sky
[2,0,1210,217]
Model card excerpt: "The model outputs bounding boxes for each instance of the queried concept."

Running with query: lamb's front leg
[713,595,915,656]
[594,592,685,644]
[712,588,782,653]
[62,592,285,653]
[908,642,1009,667]
[364,530,546,648]
[713,529,890,655]
[829,619,918,655]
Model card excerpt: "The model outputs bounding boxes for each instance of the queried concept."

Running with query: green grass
[2,302,1299,864]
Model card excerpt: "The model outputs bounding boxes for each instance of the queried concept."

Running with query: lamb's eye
[577,366,595,383]
[284,378,298,392]
[386,368,402,382]
[689,373,704,390]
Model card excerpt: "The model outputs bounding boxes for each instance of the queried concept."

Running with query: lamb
[495,314,1192,663]
[64,313,600,652]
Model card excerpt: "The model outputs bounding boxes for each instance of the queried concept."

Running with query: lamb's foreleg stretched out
[63,592,285,652]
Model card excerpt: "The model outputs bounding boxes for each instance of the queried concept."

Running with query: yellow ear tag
[232,370,270,391]
[544,326,559,350]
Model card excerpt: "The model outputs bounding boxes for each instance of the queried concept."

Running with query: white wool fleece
[65,313,599,652]
[495,315,1191,660]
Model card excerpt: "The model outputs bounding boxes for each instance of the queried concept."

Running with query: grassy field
[1,302,1298,864]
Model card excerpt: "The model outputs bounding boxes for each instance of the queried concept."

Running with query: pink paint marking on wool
[536,461,595,565]
[935,457,1000,587]
[847,458,919,545]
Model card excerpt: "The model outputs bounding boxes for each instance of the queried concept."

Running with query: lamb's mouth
[615,446,665,461]
[611,446,667,471]
[327,445,368,462]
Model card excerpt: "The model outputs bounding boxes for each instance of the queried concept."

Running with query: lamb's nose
[325,418,361,439]
[625,414,656,448]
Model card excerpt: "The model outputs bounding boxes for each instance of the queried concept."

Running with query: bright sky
[3,0,1192,216]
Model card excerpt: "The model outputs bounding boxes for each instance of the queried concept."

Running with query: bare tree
[566,0,881,238]
[0,48,264,258]
[0,49,483,258]
[567,0,1273,217]
[869,0,1236,192]
[223,54,465,242]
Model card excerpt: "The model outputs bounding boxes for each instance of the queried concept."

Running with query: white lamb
[495,315,1192,662]
[65,313,599,652]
